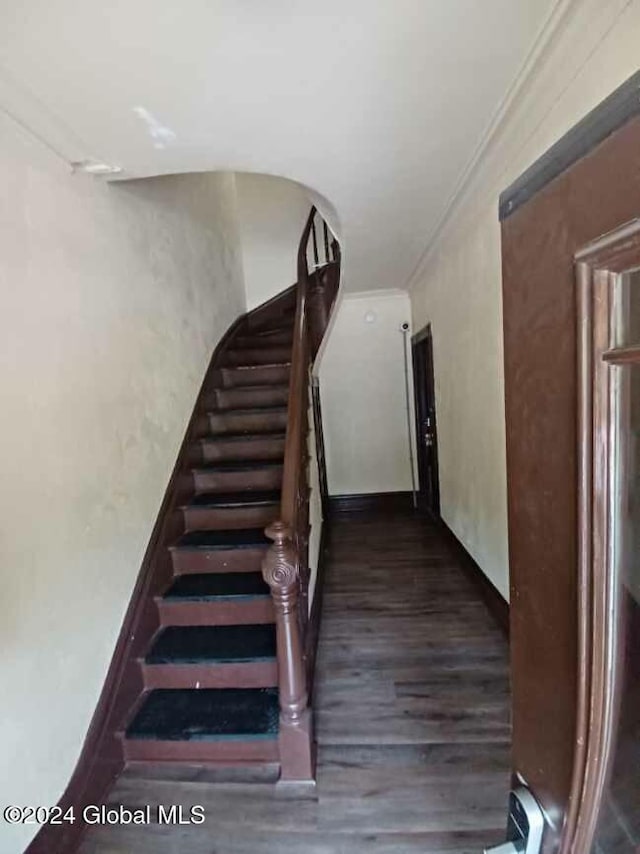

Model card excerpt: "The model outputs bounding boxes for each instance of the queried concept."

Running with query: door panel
[412,327,440,516]
[501,116,640,851]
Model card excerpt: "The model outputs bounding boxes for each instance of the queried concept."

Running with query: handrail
[280,206,316,535]
[261,206,340,783]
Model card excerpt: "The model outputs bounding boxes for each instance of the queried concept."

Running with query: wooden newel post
[262,520,316,784]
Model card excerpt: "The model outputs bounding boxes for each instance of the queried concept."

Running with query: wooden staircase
[110,208,340,781]
[120,306,298,766]
[26,207,341,854]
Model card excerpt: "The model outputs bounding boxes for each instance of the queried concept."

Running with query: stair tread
[215,384,290,393]
[208,406,287,417]
[248,325,294,335]
[206,428,286,439]
[173,528,271,550]
[191,461,283,473]
[224,362,291,370]
[187,491,280,509]
[225,349,292,358]
[233,338,293,349]
[199,431,286,443]
[145,624,276,664]
[163,572,269,600]
[125,688,279,741]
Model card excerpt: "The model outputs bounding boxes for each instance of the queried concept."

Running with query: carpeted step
[164,572,269,600]
[126,688,279,741]
[187,490,280,509]
[169,528,272,575]
[173,528,271,550]
[122,688,280,762]
[157,571,273,627]
[146,624,276,664]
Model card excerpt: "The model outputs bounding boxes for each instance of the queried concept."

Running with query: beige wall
[320,291,416,497]
[0,118,245,853]
[408,0,640,601]
[235,173,311,310]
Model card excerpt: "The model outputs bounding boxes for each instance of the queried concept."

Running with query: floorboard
[79,510,511,853]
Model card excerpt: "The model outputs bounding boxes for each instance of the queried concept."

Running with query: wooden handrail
[261,206,340,783]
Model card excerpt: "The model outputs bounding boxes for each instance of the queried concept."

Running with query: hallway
[80,511,511,854]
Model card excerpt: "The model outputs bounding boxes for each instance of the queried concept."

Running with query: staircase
[119,299,299,765]
[24,208,341,854]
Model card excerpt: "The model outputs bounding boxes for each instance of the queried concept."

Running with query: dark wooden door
[500,100,640,853]
[412,326,440,516]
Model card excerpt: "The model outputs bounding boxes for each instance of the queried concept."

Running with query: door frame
[500,71,640,853]
[559,219,640,854]
[411,324,440,517]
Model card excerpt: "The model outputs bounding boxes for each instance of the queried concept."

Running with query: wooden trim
[305,524,329,700]
[574,218,640,265]
[311,378,329,519]
[26,288,296,854]
[559,261,594,854]
[437,519,510,638]
[603,344,640,363]
[499,71,640,220]
[411,323,432,346]
[328,491,415,516]
[563,225,640,854]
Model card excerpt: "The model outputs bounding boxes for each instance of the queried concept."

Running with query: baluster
[311,216,319,267]
[262,521,315,783]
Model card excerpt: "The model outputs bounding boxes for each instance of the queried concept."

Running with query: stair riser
[211,387,289,410]
[141,661,277,690]
[171,546,267,574]
[208,410,288,435]
[221,348,292,367]
[245,313,294,333]
[182,505,279,531]
[123,761,281,784]
[157,599,274,626]
[123,738,279,764]
[199,437,285,463]
[234,331,293,348]
[192,467,282,494]
[221,365,291,388]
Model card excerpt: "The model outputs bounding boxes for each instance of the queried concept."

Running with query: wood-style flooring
[79,510,511,854]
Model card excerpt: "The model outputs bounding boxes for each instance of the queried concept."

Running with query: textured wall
[320,291,416,497]
[409,0,640,601]
[235,173,310,309]
[0,119,245,853]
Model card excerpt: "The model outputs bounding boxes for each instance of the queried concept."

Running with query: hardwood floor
[79,510,511,854]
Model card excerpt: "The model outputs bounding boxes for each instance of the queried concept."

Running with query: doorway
[412,325,440,517]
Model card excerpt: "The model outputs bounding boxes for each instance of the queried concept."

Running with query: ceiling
[0,0,556,292]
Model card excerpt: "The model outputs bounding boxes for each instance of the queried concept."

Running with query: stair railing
[262,206,340,783]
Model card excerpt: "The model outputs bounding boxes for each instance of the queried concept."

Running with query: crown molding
[406,0,581,290]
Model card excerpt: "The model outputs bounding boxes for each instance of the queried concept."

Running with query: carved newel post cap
[265,520,292,545]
